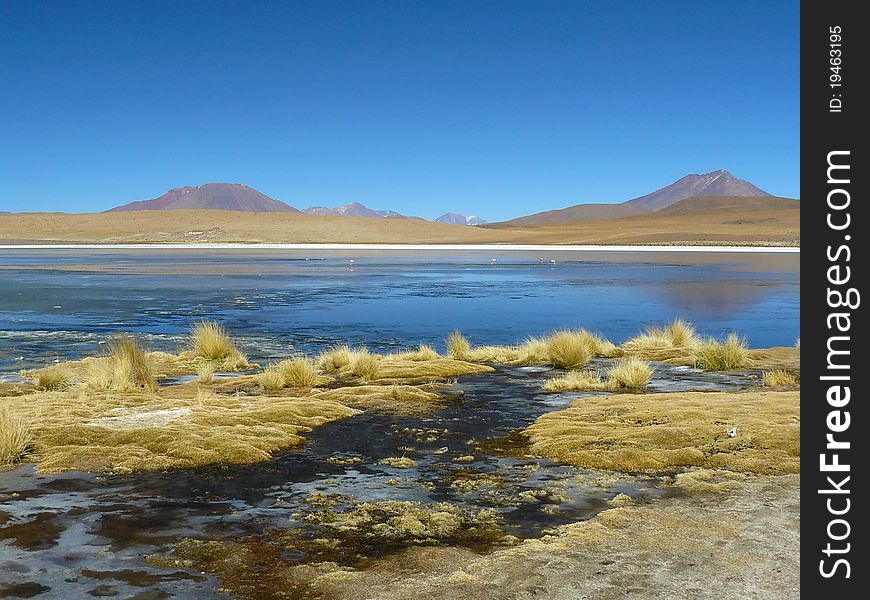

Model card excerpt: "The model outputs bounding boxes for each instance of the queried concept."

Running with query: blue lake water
[0,248,799,374]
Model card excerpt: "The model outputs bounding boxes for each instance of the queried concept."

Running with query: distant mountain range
[435,213,486,226]
[104,184,486,225]
[497,169,774,226]
[303,202,408,219]
[95,169,782,227]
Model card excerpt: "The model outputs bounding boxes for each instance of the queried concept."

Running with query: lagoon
[0,248,799,376]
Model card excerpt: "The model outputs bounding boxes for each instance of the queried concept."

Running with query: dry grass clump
[258,365,286,392]
[278,357,321,388]
[190,321,249,370]
[546,330,595,369]
[607,358,653,389]
[350,349,379,381]
[191,321,235,360]
[622,319,699,359]
[445,329,616,367]
[542,359,652,392]
[594,337,624,359]
[318,344,354,372]
[693,334,751,371]
[447,331,471,360]
[462,345,525,364]
[516,336,549,363]
[762,369,799,387]
[525,390,800,474]
[0,406,32,465]
[663,319,697,347]
[197,362,216,384]
[317,345,380,380]
[86,335,157,392]
[257,357,324,392]
[391,345,440,361]
[543,370,607,392]
[31,364,75,391]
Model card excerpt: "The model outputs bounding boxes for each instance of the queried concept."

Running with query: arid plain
[0,196,799,246]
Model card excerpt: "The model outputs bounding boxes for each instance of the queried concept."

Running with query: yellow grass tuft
[258,365,286,392]
[446,331,471,360]
[0,406,32,465]
[543,370,606,392]
[762,369,799,387]
[390,344,440,361]
[595,337,624,359]
[277,357,320,388]
[546,330,596,369]
[191,321,247,367]
[32,364,75,391]
[516,336,550,363]
[542,359,652,392]
[664,318,697,347]
[318,345,354,372]
[444,329,616,367]
[86,335,157,392]
[350,350,379,382]
[607,358,653,389]
[622,319,699,359]
[197,362,216,384]
[693,334,751,371]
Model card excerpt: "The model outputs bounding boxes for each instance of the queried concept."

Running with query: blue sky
[0,0,798,220]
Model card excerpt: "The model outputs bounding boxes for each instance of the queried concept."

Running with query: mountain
[491,169,772,226]
[436,213,487,226]
[303,202,406,219]
[494,203,650,227]
[107,183,299,212]
[624,169,770,211]
[655,195,798,217]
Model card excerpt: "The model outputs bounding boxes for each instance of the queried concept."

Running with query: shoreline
[0,242,799,253]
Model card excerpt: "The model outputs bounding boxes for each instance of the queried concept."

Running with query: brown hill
[494,170,774,226]
[107,183,299,213]
[490,198,799,246]
[492,203,650,227]
[655,195,798,217]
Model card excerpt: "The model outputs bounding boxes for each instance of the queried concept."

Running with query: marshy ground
[0,323,800,599]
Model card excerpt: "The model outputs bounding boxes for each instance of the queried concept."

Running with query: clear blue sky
[0,0,798,220]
